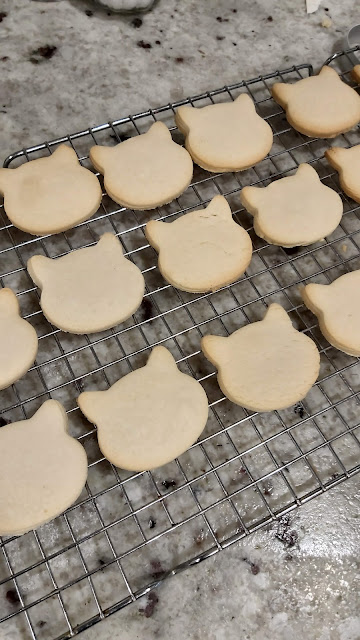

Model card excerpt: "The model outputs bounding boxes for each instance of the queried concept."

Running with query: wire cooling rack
[1,48,360,639]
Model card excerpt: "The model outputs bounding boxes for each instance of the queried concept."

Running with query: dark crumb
[1,56,9,61]
[267,15,273,21]
[243,557,260,575]
[331,472,339,480]
[85,9,93,16]
[159,29,163,33]
[6,589,20,605]
[0,417,10,427]
[216,16,229,22]
[155,40,161,45]
[150,559,164,580]
[99,558,106,566]
[232,8,237,12]
[294,403,305,419]
[137,40,152,49]
[285,553,293,561]
[231,615,235,620]
[216,35,225,41]
[175,57,184,63]
[0,12,7,22]
[194,529,205,545]
[325,6,329,10]
[275,515,298,547]
[148,518,156,529]
[161,479,176,490]
[137,297,154,322]
[139,591,159,618]
[233,42,237,46]
[38,621,46,628]
[29,45,57,65]
[216,443,223,447]
[132,17,142,28]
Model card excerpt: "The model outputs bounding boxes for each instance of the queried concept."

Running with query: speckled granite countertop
[0,1,360,639]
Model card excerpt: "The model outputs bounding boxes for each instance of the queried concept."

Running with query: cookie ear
[319,66,340,81]
[27,255,53,287]
[272,82,294,107]
[302,283,330,311]
[89,145,113,173]
[0,168,14,195]
[264,304,292,326]
[234,94,255,112]
[175,106,199,130]
[146,346,178,371]
[0,288,19,315]
[201,334,229,366]
[240,186,265,212]
[325,147,349,169]
[145,220,169,249]
[147,121,172,141]
[51,145,79,165]
[96,232,123,255]
[296,163,320,182]
[77,390,106,426]
[33,400,68,434]
[205,195,232,219]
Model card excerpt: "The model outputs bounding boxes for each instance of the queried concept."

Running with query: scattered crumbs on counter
[136,40,152,49]
[275,515,299,547]
[29,45,58,64]
[132,17,142,28]
[155,39,161,45]
[242,557,260,575]
[321,15,332,28]
[0,12,7,23]
[38,621,46,628]
[175,57,184,63]
[216,16,229,23]
[85,9,93,17]
[285,553,293,561]
[216,35,225,41]
[232,8,237,12]
[139,591,159,618]
[233,42,237,46]
[267,15,273,21]
[262,479,273,496]
[161,479,177,490]
[6,589,20,605]
[194,528,206,546]
[294,403,305,419]
[1,56,9,61]
[149,518,156,529]
[150,559,165,580]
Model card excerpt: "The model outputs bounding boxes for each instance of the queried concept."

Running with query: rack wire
[1,48,360,639]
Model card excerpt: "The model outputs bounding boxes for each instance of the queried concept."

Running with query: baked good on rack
[0,145,102,236]
[0,288,38,390]
[201,304,320,412]
[175,94,273,172]
[145,195,252,292]
[78,346,208,471]
[240,163,343,247]
[351,64,360,84]
[302,270,360,356]
[272,66,360,138]
[0,400,88,536]
[325,145,360,203]
[27,233,144,334]
[90,121,193,210]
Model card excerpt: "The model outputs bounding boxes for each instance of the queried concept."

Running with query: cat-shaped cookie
[201,304,320,412]
[78,346,208,471]
[240,163,343,247]
[27,233,144,334]
[145,195,252,292]
[302,270,360,356]
[0,400,88,535]
[175,94,273,173]
[0,288,38,390]
[352,64,360,84]
[325,145,360,204]
[272,66,360,138]
[90,122,193,210]
[0,145,102,236]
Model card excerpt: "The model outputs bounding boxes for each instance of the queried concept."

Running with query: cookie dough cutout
[0,145,102,236]
[325,145,360,204]
[272,66,360,138]
[240,163,343,247]
[146,195,252,293]
[351,65,360,84]
[90,122,193,210]
[175,94,273,173]
[27,233,145,334]
[78,346,209,471]
[0,288,38,391]
[302,270,360,356]
[0,400,88,536]
[201,304,320,412]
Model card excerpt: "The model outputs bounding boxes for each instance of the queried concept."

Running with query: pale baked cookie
[240,163,343,247]
[302,270,360,356]
[325,145,360,203]
[27,233,145,334]
[78,346,208,471]
[272,66,360,138]
[0,288,38,390]
[351,64,360,84]
[145,195,252,293]
[0,400,88,536]
[0,145,102,236]
[90,122,193,210]
[201,304,320,412]
[175,94,273,172]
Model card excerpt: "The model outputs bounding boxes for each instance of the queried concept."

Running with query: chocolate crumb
[294,403,305,419]
[275,515,298,547]
[149,518,156,529]
[1,56,9,61]
[175,57,184,63]
[216,36,225,41]
[150,559,164,580]
[38,621,46,628]
[232,8,237,12]
[267,15,273,21]
[85,9,93,16]
[132,17,142,28]
[137,40,152,49]
[233,42,237,46]
[285,553,293,561]
[0,12,7,23]
[0,417,10,427]
[155,40,161,45]
[161,479,176,490]
[216,16,228,22]
[139,591,159,618]
[30,45,57,65]
[6,589,20,605]
[243,557,260,574]
[99,558,106,566]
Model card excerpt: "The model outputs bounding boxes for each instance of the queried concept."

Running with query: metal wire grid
[1,49,360,639]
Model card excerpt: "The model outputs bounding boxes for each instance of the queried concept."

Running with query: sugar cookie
[0,400,88,536]
[272,66,360,138]
[240,163,343,247]
[175,94,273,172]
[0,145,102,236]
[145,195,252,292]
[302,270,360,356]
[0,288,38,390]
[78,346,208,471]
[351,64,360,84]
[325,145,360,203]
[90,122,193,210]
[27,233,144,334]
[201,304,320,412]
